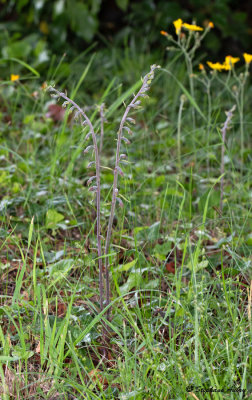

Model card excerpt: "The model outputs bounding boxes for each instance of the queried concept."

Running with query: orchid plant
[47,65,160,318]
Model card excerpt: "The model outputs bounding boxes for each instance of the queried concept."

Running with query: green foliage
[0,0,250,68]
[127,0,250,54]
[0,5,251,398]
[45,209,65,230]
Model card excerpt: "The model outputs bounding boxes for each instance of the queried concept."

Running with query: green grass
[0,39,251,400]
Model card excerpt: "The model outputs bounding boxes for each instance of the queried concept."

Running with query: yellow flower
[207,61,226,71]
[243,53,252,64]
[182,22,203,31]
[222,63,231,71]
[224,55,240,67]
[160,30,168,36]
[208,21,214,28]
[173,18,183,35]
[199,63,205,70]
[11,74,19,81]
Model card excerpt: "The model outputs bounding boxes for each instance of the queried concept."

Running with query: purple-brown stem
[104,65,159,319]
[48,87,104,311]
[99,103,105,153]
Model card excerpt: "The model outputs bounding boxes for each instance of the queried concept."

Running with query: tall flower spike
[104,65,159,320]
[46,85,104,313]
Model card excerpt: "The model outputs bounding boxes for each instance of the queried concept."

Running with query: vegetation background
[0,1,251,399]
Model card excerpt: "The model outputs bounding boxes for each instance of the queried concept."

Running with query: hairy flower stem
[220,105,236,213]
[48,88,104,311]
[104,65,159,319]
[99,103,105,153]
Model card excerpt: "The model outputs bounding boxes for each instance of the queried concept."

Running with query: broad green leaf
[11,349,34,360]
[45,209,64,229]
[119,271,143,295]
[154,242,171,261]
[47,259,75,277]
[114,259,138,273]
[186,259,209,272]
[142,279,159,290]
[147,221,160,241]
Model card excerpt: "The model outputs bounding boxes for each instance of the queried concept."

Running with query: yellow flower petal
[207,62,226,71]
[225,55,240,66]
[182,22,203,32]
[243,53,252,64]
[173,18,183,35]
[11,74,19,81]
[222,62,231,70]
